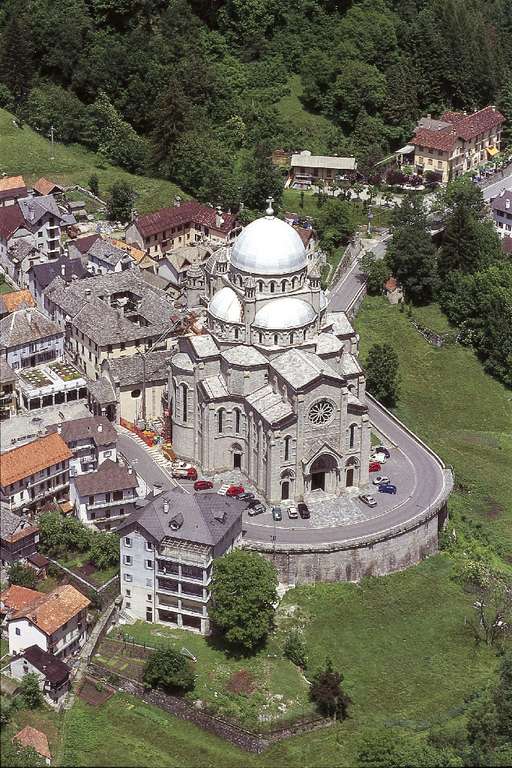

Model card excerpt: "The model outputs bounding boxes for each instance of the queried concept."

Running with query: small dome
[208,286,242,323]
[253,297,317,330]
[231,216,307,276]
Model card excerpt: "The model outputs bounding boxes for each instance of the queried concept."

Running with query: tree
[315,198,357,256]
[365,343,400,406]
[38,511,65,557]
[0,2,35,103]
[89,174,99,196]
[143,646,195,693]
[385,194,437,304]
[328,60,387,131]
[310,658,351,720]
[360,254,391,296]
[23,83,93,145]
[356,726,460,768]
[19,672,43,709]
[92,92,147,173]
[240,146,283,212]
[209,550,278,653]
[62,515,92,553]
[0,741,45,767]
[283,630,307,668]
[107,181,135,222]
[8,562,37,590]
[89,532,119,570]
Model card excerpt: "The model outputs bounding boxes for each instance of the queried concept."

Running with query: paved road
[327,235,389,313]
[481,166,512,201]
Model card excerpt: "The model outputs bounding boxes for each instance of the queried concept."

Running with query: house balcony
[156,579,207,601]
[86,496,134,510]
[28,468,68,489]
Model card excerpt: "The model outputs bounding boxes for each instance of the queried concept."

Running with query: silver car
[359,494,377,508]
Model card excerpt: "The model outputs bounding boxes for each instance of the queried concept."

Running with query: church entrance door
[233,452,242,470]
[346,468,354,487]
[311,472,325,491]
[309,453,338,494]
[281,481,290,500]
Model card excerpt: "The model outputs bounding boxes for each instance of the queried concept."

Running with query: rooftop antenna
[265,196,274,217]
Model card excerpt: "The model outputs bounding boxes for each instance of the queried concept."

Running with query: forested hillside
[1,0,511,209]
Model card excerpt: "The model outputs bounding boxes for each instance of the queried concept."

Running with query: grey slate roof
[105,349,173,386]
[0,359,17,383]
[30,255,88,290]
[86,377,116,404]
[0,508,28,539]
[73,459,138,495]
[88,239,131,267]
[491,190,512,213]
[18,195,63,226]
[7,239,38,264]
[46,416,117,447]
[271,348,342,389]
[220,345,267,367]
[118,486,242,548]
[188,335,219,359]
[0,308,62,348]
[246,384,293,422]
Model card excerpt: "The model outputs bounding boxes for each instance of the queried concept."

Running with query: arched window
[257,280,264,292]
[234,408,241,434]
[180,383,188,422]
[270,282,275,293]
[349,423,357,449]
[284,435,292,461]
[217,408,224,433]
[234,327,239,340]
[291,276,297,290]
[273,334,279,345]
[258,332,263,343]
[281,280,287,293]
[289,332,294,345]
[303,328,307,340]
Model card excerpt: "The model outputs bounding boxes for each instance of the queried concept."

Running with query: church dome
[231,215,307,276]
[208,286,242,323]
[253,297,316,330]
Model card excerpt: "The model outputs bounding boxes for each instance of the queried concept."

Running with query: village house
[43,270,177,379]
[46,415,117,476]
[88,348,174,425]
[13,725,52,765]
[118,487,242,634]
[0,239,45,287]
[0,432,72,513]
[490,189,512,238]
[28,256,88,311]
[109,238,158,272]
[32,178,65,200]
[1,583,90,658]
[85,238,133,275]
[290,151,357,188]
[0,307,64,371]
[70,458,140,531]
[0,401,91,453]
[405,106,505,183]
[0,194,67,260]
[0,505,40,566]
[8,644,71,707]
[66,233,101,261]
[126,199,239,259]
[0,176,28,208]
[157,243,211,292]
[0,359,17,420]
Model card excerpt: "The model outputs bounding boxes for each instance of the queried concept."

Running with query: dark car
[297,502,310,519]
[375,446,391,458]
[272,506,282,522]
[248,503,266,516]
[238,492,255,501]
[378,483,397,495]
[193,479,214,491]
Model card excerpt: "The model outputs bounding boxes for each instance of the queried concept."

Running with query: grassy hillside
[277,75,337,154]
[355,296,512,557]
[0,109,184,214]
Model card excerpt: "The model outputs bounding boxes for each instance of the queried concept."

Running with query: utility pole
[49,125,55,161]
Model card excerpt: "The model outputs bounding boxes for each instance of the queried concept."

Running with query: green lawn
[0,276,13,294]
[0,108,185,214]
[107,621,312,727]
[1,703,64,765]
[355,296,512,556]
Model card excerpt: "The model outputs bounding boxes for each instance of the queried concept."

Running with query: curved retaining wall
[245,397,452,584]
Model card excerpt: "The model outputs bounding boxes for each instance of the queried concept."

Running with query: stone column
[295,396,305,498]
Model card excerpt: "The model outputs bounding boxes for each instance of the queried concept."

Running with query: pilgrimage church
[168,202,371,504]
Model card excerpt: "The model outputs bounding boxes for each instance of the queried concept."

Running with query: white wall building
[70,458,141,530]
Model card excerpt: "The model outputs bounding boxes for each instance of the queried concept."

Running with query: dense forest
[0,0,511,209]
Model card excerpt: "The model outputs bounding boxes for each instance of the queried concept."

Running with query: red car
[369,461,381,473]
[194,479,214,491]
[226,484,245,497]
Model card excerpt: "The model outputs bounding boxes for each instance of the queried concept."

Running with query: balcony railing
[87,496,133,510]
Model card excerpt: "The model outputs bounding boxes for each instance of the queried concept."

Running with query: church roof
[208,286,242,323]
[246,384,293,423]
[230,214,307,276]
[316,333,344,355]
[271,349,342,389]
[200,375,229,400]
[220,345,267,367]
[188,335,218,358]
[253,297,316,330]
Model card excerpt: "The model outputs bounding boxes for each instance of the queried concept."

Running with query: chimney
[506,199,511,210]
[215,206,224,229]
[163,501,169,514]
[128,467,133,474]
[26,310,32,326]
[174,195,181,208]
[57,423,62,434]
[97,423,103,433]
[85,288,92,297]
[61,264,66,278]
[427,113,431,119]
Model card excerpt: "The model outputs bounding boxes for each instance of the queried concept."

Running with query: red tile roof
[0,289,36,314]
[0,176,27,202]
[384,277,398,291]
[0,432,72,488]
[11,584,90,636]
[133,200,238,239]
[294,225,314,247]
[13,726,51,760]
[412,106,505,152]
[0,585,40,612]
[0,204,24,240]
[33,177,64,196]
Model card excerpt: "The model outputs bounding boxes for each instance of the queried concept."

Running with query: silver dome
[252,297,317,330]
[231,215,307,275]
[208,286,242,323]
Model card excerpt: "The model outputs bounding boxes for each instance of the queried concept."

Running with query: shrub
[8,562,37,590]
[143,647,195,693]
[19,673,43,709]
[283,630,308,668]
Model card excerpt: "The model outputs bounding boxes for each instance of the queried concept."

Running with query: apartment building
[43,270,176,379]
[0,194,66,260]
[0,308,64,371]
[0,432,72,513]
[118,488,242,634]
[126,199,239,259]
[1,583,90,658]
[46,416,117,476]
[490,189,512,238]
[409,106,505,183]
[70,458,140,530]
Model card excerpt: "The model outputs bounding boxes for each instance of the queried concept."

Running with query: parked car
[272,506,282,521]
[172,460,192,470]
[359,494,377,508]
[247,499,261,509]
[369,461,381,472]
[238,492,255,501]
[372,475,389,486]
[172,466,197,480]
[287,506,298,519]
[193,479,213,491]
[371,452,387,464]
[248,503,266,516]
[378,483,397,495]
[226,484,245,497]
[375,446,391,458]
[297,502,310,519]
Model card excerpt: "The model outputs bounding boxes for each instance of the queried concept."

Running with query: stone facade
[169,208,371,504]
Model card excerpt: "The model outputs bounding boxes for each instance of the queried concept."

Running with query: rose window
[308,399,335,426]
